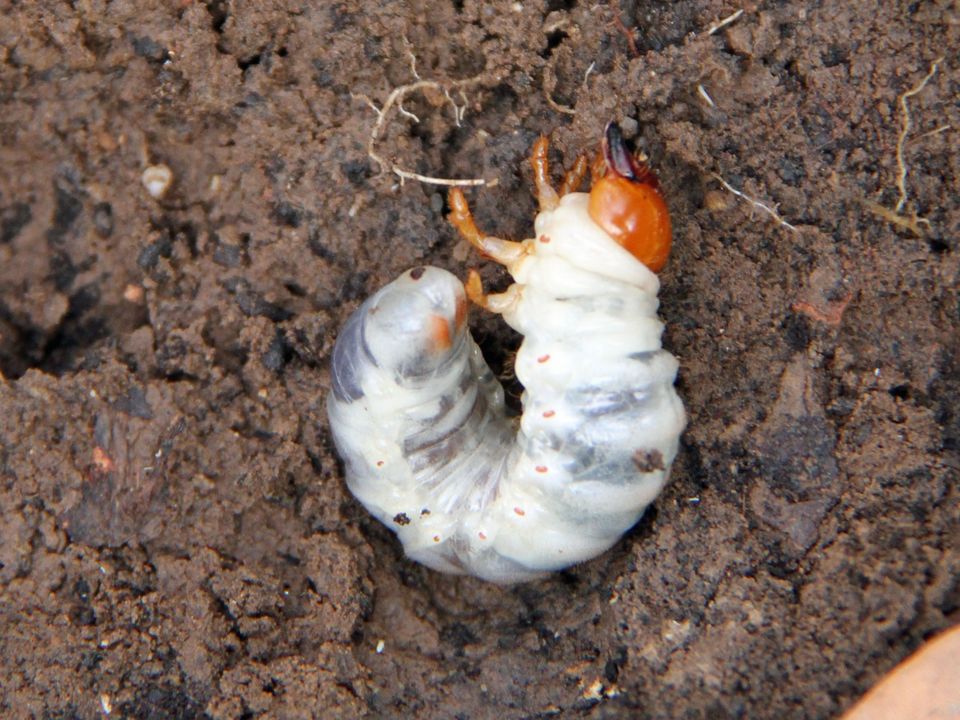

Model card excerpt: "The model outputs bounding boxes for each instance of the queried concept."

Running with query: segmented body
[327,127,685,583]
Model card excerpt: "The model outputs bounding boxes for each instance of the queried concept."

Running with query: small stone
[123,284,144,303]
[142,164,173,199]
[618,116,639,138]
[704,189,733,212]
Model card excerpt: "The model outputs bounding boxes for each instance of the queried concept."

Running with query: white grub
[141,164,173,199]
[328,199,685,583]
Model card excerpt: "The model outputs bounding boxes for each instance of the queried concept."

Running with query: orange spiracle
[587,122,672,273]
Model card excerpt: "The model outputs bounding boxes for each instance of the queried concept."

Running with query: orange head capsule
[587,122,672,273]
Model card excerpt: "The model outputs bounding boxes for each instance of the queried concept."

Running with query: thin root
[544,62,577,116]
[711,173,797,232]
[858,57,949,234]
[353,45,499,188]
[862,200,928,237]
[610,7,640,58]
[402,35,421,80]
[909,124,951,145]
[498,349,517,382]
[894,56,946,213]
[544,54,599,117]
[705,9,744,36]
[697,84,716,108]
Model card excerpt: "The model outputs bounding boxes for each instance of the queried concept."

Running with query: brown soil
[1,1,957,718]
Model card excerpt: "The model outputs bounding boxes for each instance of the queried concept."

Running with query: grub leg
[531,136,560,211]
[558,154,588,196]
[466,270,520,315]
[449,188,527,266]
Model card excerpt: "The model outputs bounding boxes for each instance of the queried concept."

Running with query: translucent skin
[587,175,672,273]
[327,194,686,583]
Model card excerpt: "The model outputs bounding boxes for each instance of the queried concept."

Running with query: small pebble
[618,116,639,138]
[142,164,173,199]
[123,284,144,303]
[704,189,733,212]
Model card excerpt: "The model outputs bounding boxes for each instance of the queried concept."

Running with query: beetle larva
[327,123,685,583]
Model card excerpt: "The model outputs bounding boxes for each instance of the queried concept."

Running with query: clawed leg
[448,188,527,267]
[466,270,520,315]
[531,136,560,211]
[533,137,589,205]
[558,154,588,196]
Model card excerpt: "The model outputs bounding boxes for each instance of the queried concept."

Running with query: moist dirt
[1,1,957,718]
